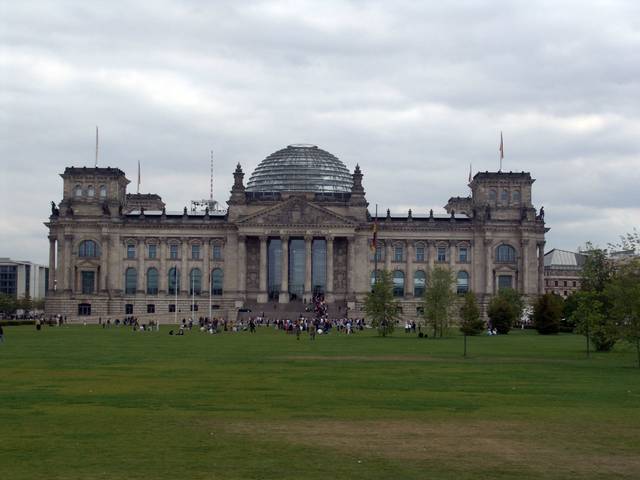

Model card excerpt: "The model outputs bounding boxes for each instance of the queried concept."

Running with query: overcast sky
[1,0,639,265]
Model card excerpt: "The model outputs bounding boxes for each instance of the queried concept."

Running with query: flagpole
[95,126,98,167]
[209,269,212,321]
[374,204,378,284]
[137,160,141,194]
[499,131,504,172]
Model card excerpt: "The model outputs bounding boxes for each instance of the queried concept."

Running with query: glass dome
[246,145,353,193]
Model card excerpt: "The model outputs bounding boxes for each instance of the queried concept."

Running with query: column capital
[259,235,268,242]
[304,234,313,243]
[238,234,247,242]
[48,235,57,242]
[64,234,74,241]
[280,234,290,242]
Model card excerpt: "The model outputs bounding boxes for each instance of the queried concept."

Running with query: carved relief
[242,198,353,226]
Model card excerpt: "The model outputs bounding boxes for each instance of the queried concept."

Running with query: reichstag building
[45,144,547,321]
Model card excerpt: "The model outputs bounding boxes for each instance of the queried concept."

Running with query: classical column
[428,240,435,272]
[385,240,392,271]
[64,234,73,293]
[347,236,356,297]
[48,236,56,293]
[100,234,109,293]
[237,234,246,299]
[326,235,334,301]
[203,240,210,297]
[521,239,529,294]
[304,235,312,301]
[405,241,414,297]
[485,239,493,294]
[56,232,65,292]
[137,238,145,294]
[537,241,545,294]
[449,241,456,268]
[159,238,167,294]
[258,236,268,303]
[181,238,188,294]
[279,235,289,303]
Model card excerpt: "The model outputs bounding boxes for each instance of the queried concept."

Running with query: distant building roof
[473,171,533,182]
[544,249,587,268]
[61,167,126,177]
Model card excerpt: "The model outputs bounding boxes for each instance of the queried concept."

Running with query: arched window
[392,270,405,297]
[414,270,426,297]
[125,267,137,295]
[168,267,180,294]
[146,267,159,295]
[512,190,521,203]
[211,268,223,296]
[99,185,107,198]
[190,268,202,295]
[457,271,470,294]
[496,244,516,263]
[87,185,95,197]
[78,240,99,257]
[489,189,497,202]
[74,185,83,197]
[500,190,509,203]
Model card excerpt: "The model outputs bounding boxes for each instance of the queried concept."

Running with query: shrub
[487,296,514,334]
[533,294,563,335]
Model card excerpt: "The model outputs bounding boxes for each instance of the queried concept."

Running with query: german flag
[370,215,378,252]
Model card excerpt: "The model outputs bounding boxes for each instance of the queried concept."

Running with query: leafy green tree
[533,293,563,335]
[572,291,617,357]
[363,270,398,336]
[0,294,17,314]
[487,296,514,334]
[607,227,639,254]
[605,259,640,367]
[561,292,580,332]
[459,292,484,356]
[422,266,456,338]
[577,243,617,350]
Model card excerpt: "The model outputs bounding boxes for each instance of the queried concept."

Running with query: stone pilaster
[237,234,246,300]
[159,238,167,294]
[385,240,392,272]
[180,238,188,294]
[537,241,545,295]
[348,236,356,298]
[137,238,145,294]
[485,239,493,294]
[405,241,413,297]
[100,234,109,293]
[64,234,73,293]
[48,236,56,292]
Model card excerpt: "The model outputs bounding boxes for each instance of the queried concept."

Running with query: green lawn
[0,325,638,480]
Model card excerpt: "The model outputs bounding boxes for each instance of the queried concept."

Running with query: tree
[363,270,398,336]
[487,288,523,334]
[608,227,640,254]
[561,292,580,332]
[577,243,617,350]
[533,293,563,335]
[0,294,17,315]
[459,292,484,357]
[570,291,606,356]
[605,259,640,367]
[422,266,456,338]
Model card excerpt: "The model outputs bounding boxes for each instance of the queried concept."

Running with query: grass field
[0,325,639,480]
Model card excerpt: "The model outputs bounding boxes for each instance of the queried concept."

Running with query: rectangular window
[147,304,155,314]
[168,304,176,313]
[81,271,95,294]
[78,303,91,316]
[554,280,558,287]
[190,304,198,311]
[498,275,513,290]
[375,246,383,262]
[170,244,179,259]
[192,244,200,260]
[212,245,222,260]
[573,281,577,287]
[148,244,157,259]
[437,246,447,262]
[563,280,567,287]
[416,247,425,262]
[125,304,133,315]
[394,246,403,262]
[459,247,468,263]
[127,244,136,259]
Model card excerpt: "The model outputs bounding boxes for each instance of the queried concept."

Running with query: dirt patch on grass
[277,355,436,362]
[214,419,640,478]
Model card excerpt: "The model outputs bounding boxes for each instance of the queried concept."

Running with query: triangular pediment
[237,196,357,227]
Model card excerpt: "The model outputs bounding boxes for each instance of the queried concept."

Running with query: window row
[370,270,470,296]
[124,243,223,260]
[488,189,521,204]
[74,184,107,198]
[124,267,224,295]
[373,244,470,263]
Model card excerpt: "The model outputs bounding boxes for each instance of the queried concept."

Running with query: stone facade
[44,155,547,323]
